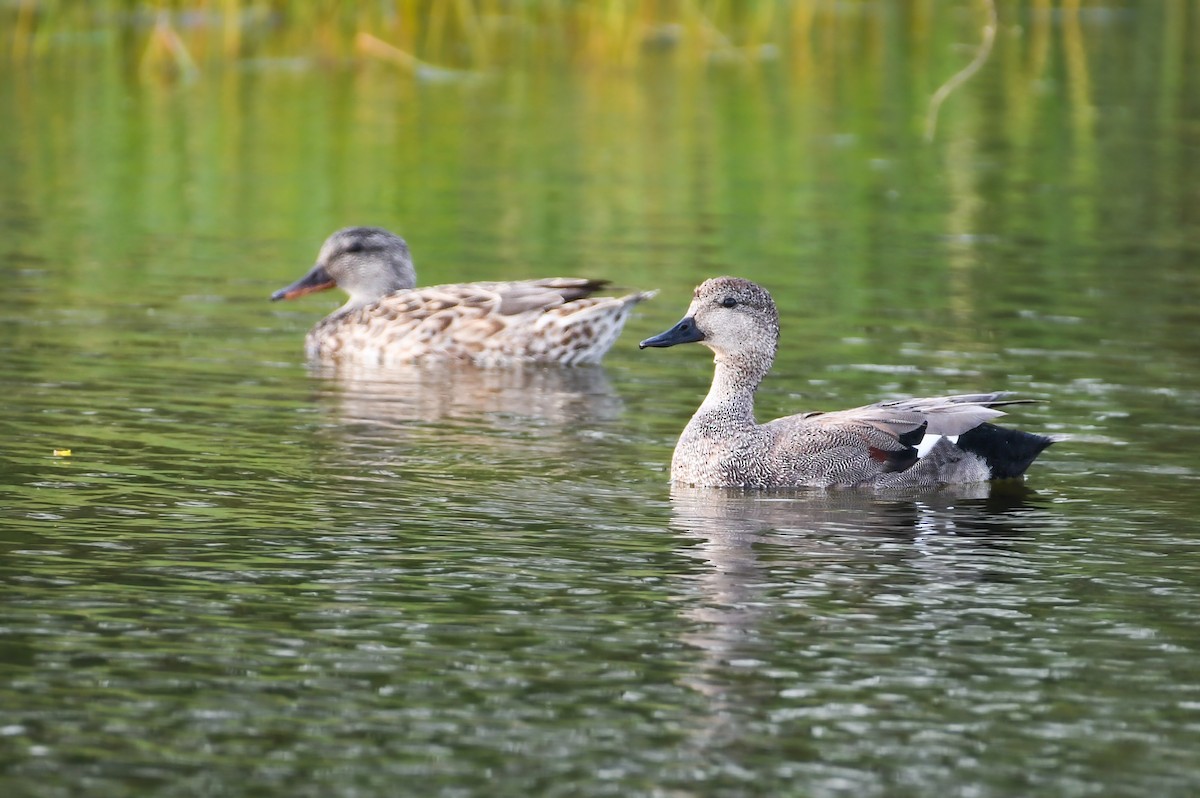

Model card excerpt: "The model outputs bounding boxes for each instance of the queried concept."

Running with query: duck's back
[671,394,1052,489]
[307,278,652,366]
[674,415,914,488]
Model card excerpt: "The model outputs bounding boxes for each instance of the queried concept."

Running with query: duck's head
[639,276,780,370]
[270,227,417,308]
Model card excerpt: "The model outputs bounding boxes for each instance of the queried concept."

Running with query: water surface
[3,5,1200,797]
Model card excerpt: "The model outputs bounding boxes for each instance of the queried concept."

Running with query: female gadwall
[640,277,1053,489]
[272,227,654,366]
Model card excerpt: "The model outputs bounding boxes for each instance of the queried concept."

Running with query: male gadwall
[272,227,654,366]
[640,277,1053,489]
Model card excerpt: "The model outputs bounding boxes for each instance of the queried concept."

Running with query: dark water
[3,5,1200,797]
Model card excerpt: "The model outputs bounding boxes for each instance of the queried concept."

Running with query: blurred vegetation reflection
[3,1,1195,305]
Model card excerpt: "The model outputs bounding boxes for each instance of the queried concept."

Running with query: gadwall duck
[640,277,1053,489]
[271,227,654,366]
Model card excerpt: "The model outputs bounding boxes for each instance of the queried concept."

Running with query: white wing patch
[916,434,959,459]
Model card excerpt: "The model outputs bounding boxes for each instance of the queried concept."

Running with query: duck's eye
[720,297,738,309]
[345,241,366,254]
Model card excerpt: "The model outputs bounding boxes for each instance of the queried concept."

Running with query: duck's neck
[690,353,765,431]
[334,281,408,317]
[336,291,376,315]
[338,263,417,315]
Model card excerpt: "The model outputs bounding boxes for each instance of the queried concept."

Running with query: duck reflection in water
[667,484,1049,748]
[304,360,624,448]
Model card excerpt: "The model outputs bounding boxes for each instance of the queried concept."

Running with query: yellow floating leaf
[53,449,72,457]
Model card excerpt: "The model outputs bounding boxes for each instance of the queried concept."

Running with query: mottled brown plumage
[640,277,1053,489]
[272,227,654,366]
